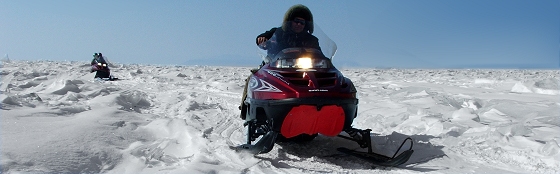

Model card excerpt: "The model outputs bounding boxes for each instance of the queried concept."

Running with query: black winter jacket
[256,27,320,56]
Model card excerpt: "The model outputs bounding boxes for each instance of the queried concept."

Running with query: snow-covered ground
[1,60,559,173]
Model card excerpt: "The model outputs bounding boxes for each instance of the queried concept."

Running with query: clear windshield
[96,56,108,64]
[257,22,337,64]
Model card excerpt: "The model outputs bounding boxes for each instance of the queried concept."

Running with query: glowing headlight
[296,57,312,69]
[98,63,102,66]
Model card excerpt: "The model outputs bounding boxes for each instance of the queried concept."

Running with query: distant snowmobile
[90,53,118,81]
[236,23,413,167]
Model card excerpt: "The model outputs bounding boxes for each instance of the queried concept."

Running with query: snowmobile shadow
[257,132,446,172]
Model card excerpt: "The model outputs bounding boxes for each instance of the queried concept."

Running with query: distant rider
[90,52,112,79]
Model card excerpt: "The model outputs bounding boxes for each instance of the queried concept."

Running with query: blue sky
[1,0,558,68]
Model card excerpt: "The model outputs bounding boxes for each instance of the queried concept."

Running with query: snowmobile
[90,56,118,81]
[237,23,414,167]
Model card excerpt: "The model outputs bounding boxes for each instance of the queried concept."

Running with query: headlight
[98,63,102,66]
[273,57,329,69]
[295,57,312,69]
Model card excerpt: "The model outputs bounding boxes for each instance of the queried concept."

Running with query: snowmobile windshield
[95,57,108,64]
[257,22,337,67]
[269,48,332,69]
[93,56,111,69]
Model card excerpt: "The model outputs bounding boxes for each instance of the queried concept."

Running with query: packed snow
[1,59,559,173]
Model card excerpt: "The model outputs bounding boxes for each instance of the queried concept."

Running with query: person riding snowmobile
[235,5,415,166]
[241,3,371,146]
[256,4,321,57]
[90,52,112,80]
[240,4,320,118]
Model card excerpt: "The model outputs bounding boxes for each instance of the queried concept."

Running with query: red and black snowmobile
[237,23,413,167]
[90,55,118,81]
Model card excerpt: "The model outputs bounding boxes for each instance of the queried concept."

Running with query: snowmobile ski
[337,137,414,167]
[94,76,119,81]
[235,131,278,154]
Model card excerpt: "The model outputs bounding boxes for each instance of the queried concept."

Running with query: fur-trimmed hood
[282,4,314,34]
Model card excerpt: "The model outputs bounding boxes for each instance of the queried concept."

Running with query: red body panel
[280,105,345,138]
